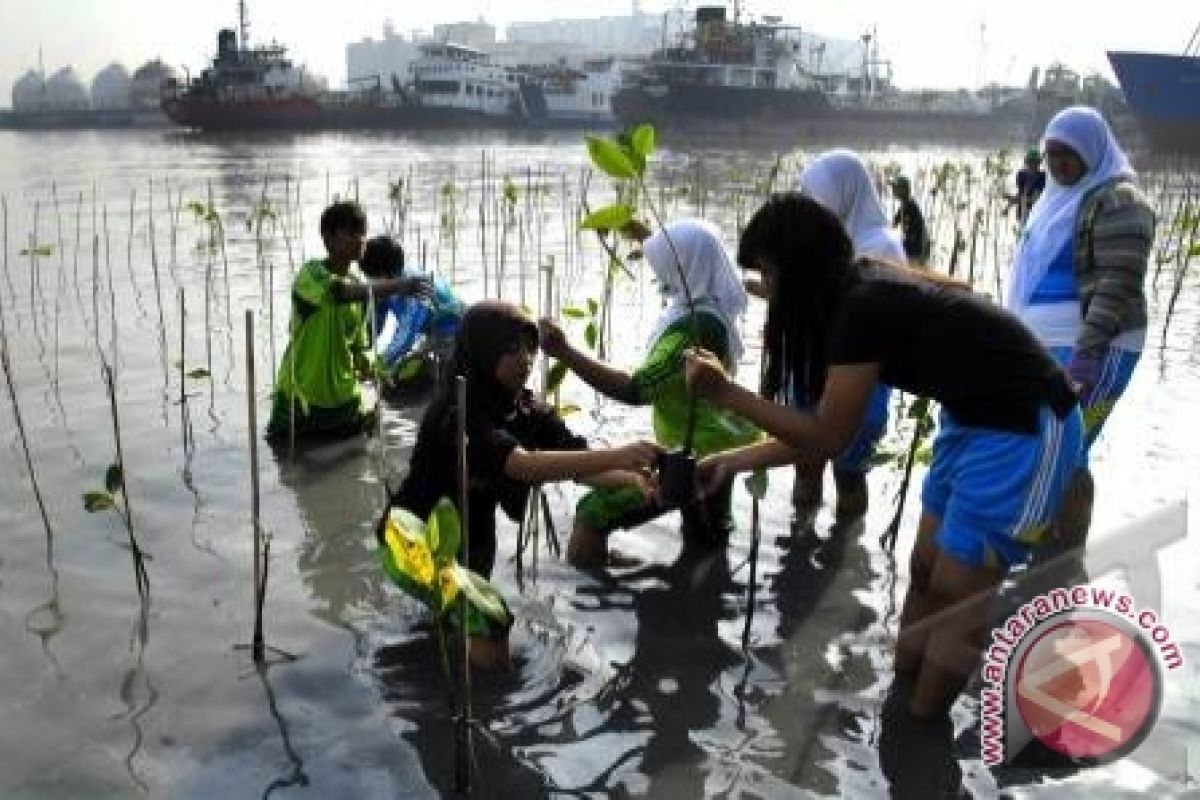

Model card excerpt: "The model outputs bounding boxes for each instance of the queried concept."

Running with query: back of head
[643,218,747,316]
[319,200,367,241]
[361,235,405,279]
[444,300,538,408]
[796,149,891,255]
[1042,105,1133,186]
[740,192,856,400]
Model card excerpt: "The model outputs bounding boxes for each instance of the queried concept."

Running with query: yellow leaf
[384,518,436,589]
[438,566,460,605]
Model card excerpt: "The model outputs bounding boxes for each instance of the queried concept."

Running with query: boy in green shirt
[266,201,431,442]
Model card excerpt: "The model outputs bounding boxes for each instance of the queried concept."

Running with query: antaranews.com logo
[980,583,1184,767]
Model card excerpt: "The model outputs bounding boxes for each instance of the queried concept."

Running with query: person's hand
[623,469,659,503]
[400,276,434,301]
[1066,351,1101,405]
[613,439,663,472]
[684,348,731,401]
[538,317,570,360]
[695,454,731,497]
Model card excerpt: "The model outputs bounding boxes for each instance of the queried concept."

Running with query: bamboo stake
[454,375,473,794]
[247,310,265,664]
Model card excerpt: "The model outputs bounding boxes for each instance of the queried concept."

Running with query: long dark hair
[439,300,539,419]
[738,193,858,405]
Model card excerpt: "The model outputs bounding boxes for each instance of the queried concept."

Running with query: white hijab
[1006,106,1134,315]
[644,218,748,365]
[796,149,907,263]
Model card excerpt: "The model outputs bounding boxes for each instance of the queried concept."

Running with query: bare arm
[332,275,433,303]
[539,318,639,404]
[502,441,659,485]
[687,349,878,460]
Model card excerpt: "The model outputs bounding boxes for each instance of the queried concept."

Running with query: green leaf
[631,124,657,159]
[20,244,54,257]
[914,444,934,466]
[449,564,510,623]
[579,203,634,232]
[744,469,768,500]
[586,136,637,180]
[428,498,461,563]
[395,356,424,382]
[867,450,899,467]
[104,463,124,494]
[503,178,518,205]
[186,368,211,380]
[556,403,582,417]
[544,360,568,395]
[584,321,598,349]
[83,491,115,512]
[1188,243,1200,259]
[560,306,589,320]
[586,297,599,316]
[906,397,931,419]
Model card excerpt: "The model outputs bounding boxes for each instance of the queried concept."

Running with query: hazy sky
[1,0,1195,103]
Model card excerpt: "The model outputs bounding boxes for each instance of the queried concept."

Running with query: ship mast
[238,0,251,50]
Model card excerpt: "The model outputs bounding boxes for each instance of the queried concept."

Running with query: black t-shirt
[827,266,1075,433]
[393,388,586,577]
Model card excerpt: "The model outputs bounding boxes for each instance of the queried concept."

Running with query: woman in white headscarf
[1006,106,1155,558]
[773,149,903,519]
[539,219,760,568]
[797,149,908,264]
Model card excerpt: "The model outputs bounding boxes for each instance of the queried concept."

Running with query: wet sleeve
[631,313,728,404]
[527,405,588,451]
[463,416,520,484]
[1077,188,1155,355]
[293,260,333,310]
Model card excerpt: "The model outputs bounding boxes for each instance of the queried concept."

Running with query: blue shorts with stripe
[1049,345,1140,464]
[833,383,891,474]
[921,405,1084,569]
[788,383,891,475]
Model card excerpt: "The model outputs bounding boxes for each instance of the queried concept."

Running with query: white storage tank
[44,67,90,110]
[91,62,132,109]
[130,59,179,109]
[11,69,46,111]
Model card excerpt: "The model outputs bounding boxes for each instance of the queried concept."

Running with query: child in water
[388,300,662,666]
[266,201,431,442]
[359,235,464,390]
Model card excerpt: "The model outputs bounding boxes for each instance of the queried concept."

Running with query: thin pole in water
[455,374,473,794]
[247,309,264,664]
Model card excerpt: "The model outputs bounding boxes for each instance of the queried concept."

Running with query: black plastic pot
[657,448,697,507]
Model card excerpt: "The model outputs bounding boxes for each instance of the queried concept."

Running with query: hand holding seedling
[684,347,731,400]
[537,317,570,359]
[614,439,665,472]
[695,454,731,498]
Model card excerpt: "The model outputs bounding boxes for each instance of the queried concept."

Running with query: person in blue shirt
[359,235,465,390]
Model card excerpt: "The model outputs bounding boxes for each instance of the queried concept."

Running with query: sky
[0,0,1195,104]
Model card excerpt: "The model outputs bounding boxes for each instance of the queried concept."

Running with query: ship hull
[162,95,604,132]
[612,84,1037,142]
[1107,51,1200,154]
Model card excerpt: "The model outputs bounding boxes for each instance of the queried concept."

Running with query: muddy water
[0,129,1197,798]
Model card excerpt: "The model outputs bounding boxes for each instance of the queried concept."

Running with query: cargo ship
[1107,38,1200,153]
[162,3,615,132]
[611,4,1090,142]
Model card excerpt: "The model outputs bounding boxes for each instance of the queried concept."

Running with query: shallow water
[0,128,1198,798]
